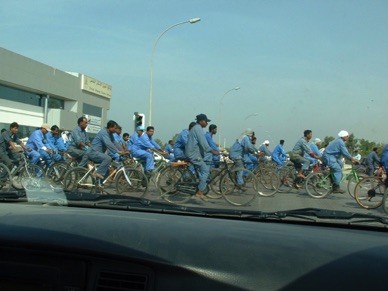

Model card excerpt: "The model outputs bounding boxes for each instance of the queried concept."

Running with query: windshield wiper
[239,208,388,226]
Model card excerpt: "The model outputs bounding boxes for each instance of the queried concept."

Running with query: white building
[0,47,112,137]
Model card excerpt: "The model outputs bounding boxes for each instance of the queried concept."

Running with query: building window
[83,103,102,117]
[0,84,64,109]
[47,97,64,109]
[0,84,41,106]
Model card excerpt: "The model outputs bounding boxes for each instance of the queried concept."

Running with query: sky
[1,0,387,151]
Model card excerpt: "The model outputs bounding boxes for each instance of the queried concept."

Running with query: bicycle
[305,164,362,199]
[10,151,46,190]
[63,159,148,197]
[156,158,258,206]
[354,167,386,209]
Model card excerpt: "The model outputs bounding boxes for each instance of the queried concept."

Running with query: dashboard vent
[96,271,148,291]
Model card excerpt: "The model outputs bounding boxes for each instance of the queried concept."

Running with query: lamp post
[218,87,240,147]
[148,17,201,126]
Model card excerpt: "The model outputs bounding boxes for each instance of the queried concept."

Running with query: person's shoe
[195,191,208,201]
[332,185,345,194]
[237,185,247,192]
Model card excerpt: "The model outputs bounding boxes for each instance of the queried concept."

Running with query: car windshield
[1,0,387,229]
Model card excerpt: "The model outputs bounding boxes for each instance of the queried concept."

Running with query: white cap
[313,138,321,143]
[338,130,349,137]
[41,123,50,131]
[264,140,270,144]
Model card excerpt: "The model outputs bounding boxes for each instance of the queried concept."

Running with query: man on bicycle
[0,122,29,170]
[87,120,127,180]
[322,130,359,193]
[290,130,321,180]
[174,122,196,161]
[68,117,91,167]
[229,128,257,190]
[132,126,167,178]
[26,123,59,168]
[185,114,220,200]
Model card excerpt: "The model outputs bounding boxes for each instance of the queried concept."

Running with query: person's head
[78,117,88,130]
[146,126,154,137]
[115,125,122,135]
[107,120,118,134]
[51,125,59,135]
[1,128,6,134]
[354,150,359,154]
[263,140,270,147]
[280,139,285,145]
[9,122,19,134]
[41,123,50,134]
[209,124,217,134]
[136,126,145,136]
[313,138,321,146]
[123,133,130,141]
[188,121,196,131]
[373,147,378,153]
[304,130,313,140]
[195,113,211,128]
[168,140,174,146]
[338,130,349,141]
[251,136,257,144]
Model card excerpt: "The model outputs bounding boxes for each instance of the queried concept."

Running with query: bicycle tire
[207,168,223,199]
[256,170,281,196]
[115,167,148,197]
[63,166,96,192]
[12,164,46,190]
[220,167,258,206]
[305,172,331,199]
[0,163,11,192]
[46,161,68,186]
[346,173,367,199]
[354,177,385,209]
[277,168,296,193]
[156,167,194,204]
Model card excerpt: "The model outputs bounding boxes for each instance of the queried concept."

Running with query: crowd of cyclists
[1,112,388,198]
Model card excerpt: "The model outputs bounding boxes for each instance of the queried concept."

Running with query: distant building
[0,47,112,137]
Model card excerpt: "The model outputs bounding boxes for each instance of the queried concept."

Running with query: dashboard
[0,203,387,290]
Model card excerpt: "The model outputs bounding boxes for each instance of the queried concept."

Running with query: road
[140,177,387,217]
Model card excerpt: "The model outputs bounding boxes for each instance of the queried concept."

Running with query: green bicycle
[305,165,364,199]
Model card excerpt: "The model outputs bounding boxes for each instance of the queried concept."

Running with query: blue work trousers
[322,155,343,185]
[133,150,154,171]
[190,157,210,192]
[87,149,112,177]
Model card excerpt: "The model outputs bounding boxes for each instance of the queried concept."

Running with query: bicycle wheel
[0,163,11,192]
[256,170,281,197]
[354,177,385,209]
[156,167,194,204]
[63,166,95,192]
[220,168,258,206]
[277,168,296,193]
[12,164,46,190]
[46,162,68,186]
[347,173,366,199]
[305,172,331,199]
[207,168,223,199]
[115,167,148,197]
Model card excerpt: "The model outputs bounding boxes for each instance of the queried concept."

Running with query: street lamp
[218,87,240,147]
[148,17,201,126]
